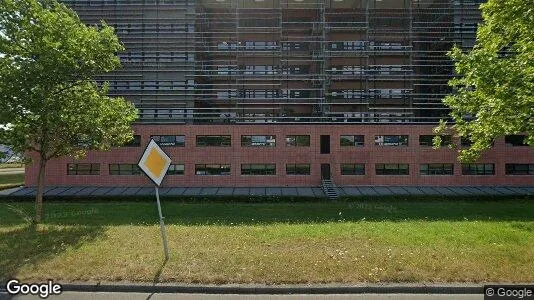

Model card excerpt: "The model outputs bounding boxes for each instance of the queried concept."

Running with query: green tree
[436,0,534,161]
[0,0,138,223]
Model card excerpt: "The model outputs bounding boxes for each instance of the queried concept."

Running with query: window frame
[151,135,185,147]
[167,164,185,175]
[505,135,528,147]
[340,163,365,175]
[375,163,410,175]
[374,135,409,147]
[285,135,311,147]
[196,135,232,147]
[109,164,142,175]
[286,163,311,175]
[419,135,452,147]
[419,163,454,175]
[461,163,495,175]
[67,163,100,175]
[340,135,364,147]
[241,135,276,147]
[505,164,534,175]
[195,164,231,175]
[123,135,142,147]
[241,164,277,176]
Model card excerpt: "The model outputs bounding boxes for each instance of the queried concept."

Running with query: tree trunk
[34,156,47,224]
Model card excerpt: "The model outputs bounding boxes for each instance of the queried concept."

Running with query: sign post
[138,139,172,260]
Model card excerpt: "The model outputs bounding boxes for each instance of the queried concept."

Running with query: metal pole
[155,186,170,260]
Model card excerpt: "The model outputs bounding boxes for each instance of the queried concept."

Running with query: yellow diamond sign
[138,139,172,186]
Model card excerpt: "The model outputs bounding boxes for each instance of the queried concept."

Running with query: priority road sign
[138,139,171,260]
[138,139,172,187]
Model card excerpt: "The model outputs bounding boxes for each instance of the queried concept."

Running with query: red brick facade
[25,124,534,187]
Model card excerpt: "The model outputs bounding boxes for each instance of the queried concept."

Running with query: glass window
[420,164,454,175]
[340,135,364,147]
[419,135,452,147]
[505,164,534,175]
[241,135,276,147]
[286,164,310,175]
[151,135,185,147]
[195,164,231,175]
[460,137,473,147]
[241,164,276,175]
[196,135,231,147]
[109,164,141,175]
[341,164,365,175]
[461,164,495,175]
[67,163,100,175]
[374,135,409,146]
[375,164,409,175]
[505,135,528,147]
[167,164,185,175]
[286,135,310,147]
[122,135,141,147]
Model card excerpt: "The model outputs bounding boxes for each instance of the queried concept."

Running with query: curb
[1,283,485,295]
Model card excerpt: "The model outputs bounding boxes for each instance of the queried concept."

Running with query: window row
[124,134,530,148]
[67,164,533,176]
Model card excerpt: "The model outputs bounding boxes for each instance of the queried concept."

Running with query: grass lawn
[0,173,24,190]
[0,163,24,169]
[0,198,533,284]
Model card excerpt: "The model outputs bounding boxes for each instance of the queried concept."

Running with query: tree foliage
[0,0,138,222]
[436,0,534,161]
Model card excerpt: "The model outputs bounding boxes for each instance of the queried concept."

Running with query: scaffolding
[62,0,483,124]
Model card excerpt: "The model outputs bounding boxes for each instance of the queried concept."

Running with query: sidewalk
[1,185,533,198]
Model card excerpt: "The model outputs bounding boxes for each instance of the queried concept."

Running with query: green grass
[0,163,24,169]
[0,173,24,190]
[0,198,533,284]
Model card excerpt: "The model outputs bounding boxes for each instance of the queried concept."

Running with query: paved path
[0,168,24,175]
[2,292,482,300]
[2,185,533,198]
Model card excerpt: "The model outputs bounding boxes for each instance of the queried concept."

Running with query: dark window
[460,137,473,147]
[151,135,185,147]
[505,135,528,147]
[286,164,310,175]
[419,135,452,147]
[374,135,409,146]
[241,135,276,147]
[109,164,141,175]
[420,164,454,175]
[286,135,310,147]
[340,135,364,147]
[195,164,231,175]
[241,164,276,175]
[341,164,365,175]
[375,164,409,175]
[167,164,185,175]
[505,164,534,175]
[123,135,141,147]
[196,135,231,147]
[461,137,494,147]
[67,163,100,175]
[461,164,495,175]
[320,135,330,154]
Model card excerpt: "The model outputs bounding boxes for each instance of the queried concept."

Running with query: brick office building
[26,0,534,188]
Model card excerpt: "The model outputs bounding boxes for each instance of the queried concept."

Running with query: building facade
[26,0,534,187]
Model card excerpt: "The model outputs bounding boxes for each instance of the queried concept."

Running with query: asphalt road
[1,292,483,300]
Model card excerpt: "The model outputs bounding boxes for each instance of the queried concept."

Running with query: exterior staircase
[321,179,339,200]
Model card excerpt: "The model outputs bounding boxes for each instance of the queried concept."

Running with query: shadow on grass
[0,223,104,282]
[0,196,533,227]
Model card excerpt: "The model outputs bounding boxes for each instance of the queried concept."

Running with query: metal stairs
[321,179,339,200]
